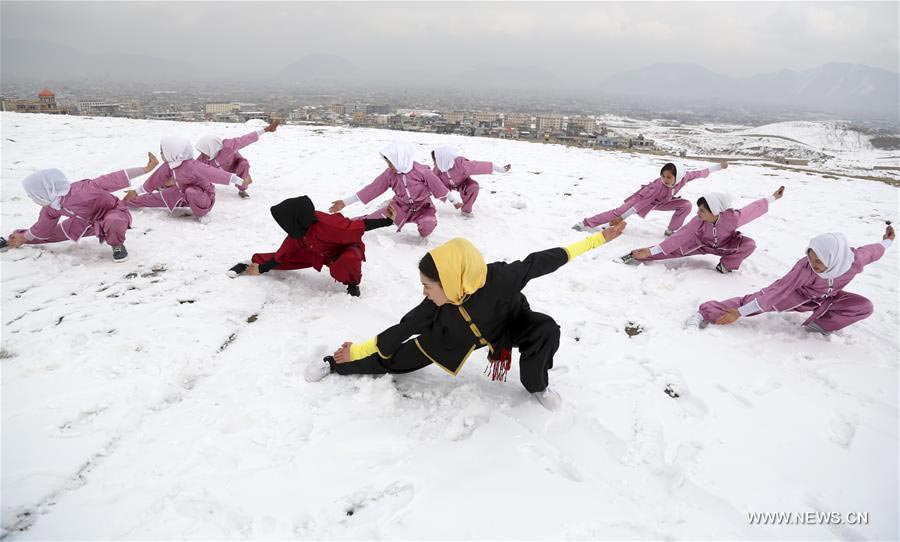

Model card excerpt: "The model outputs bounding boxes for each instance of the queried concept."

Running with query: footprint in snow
[659,369,710,420]
[521,443,585,483]
[828,410,858,449]
[714,383,755,408]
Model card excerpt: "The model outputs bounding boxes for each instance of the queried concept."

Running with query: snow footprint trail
[1,259,270,536]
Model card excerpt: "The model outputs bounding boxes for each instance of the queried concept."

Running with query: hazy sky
[1,1,898,78]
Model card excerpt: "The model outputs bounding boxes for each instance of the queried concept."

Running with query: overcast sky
[1,1,897,79]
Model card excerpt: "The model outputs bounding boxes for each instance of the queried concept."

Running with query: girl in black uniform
[306,221,627,410]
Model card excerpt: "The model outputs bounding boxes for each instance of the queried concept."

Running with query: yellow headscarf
[428,238,487,305]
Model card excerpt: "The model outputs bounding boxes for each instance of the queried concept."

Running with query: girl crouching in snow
[305,221,627,410]
[1,153,158,262]
[430,146,511,217]
[328,142,461,238]
[687,226,894,334]
[227,196,394,296]
[623,186,785,273]
[124,136,251,223]
[194,118,280,199]
[574,161,727,237]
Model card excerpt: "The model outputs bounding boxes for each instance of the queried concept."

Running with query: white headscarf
[160,136,195,168]
[433,146,459,173]
[22,169,70,210]
[673,163,688,183]
[808,232,854,279]
[380,142,415,174]
[195,135,224,160]
[703,192,733,215]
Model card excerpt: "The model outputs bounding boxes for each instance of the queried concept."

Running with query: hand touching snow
[716,308,740,325]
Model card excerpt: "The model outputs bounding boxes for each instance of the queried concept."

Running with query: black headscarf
[270,196,317,239]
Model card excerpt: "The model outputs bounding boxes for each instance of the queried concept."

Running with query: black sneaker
[111,245,128,263]
[238,190,250,199]
[346,284,361,297]
[715,262,732,274]
[0,237,8,252]
[227,263,249,278]
[620,253,638,265]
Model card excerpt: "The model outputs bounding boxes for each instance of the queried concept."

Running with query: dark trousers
[509,310,561,393]
[331,339,431,375]
[331,309,561,393]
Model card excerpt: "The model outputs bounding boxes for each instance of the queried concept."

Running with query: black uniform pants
[331,309,560,393]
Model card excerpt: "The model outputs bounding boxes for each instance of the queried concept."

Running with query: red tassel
[484,348,512,382]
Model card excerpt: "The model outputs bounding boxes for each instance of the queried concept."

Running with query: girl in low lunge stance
[328,142,461,237]
[686,225,895,334]
[623,186,785,273]
[574,161,727,236]
[305,221,628,411]
[194,119,280,199]
[431,146,511,217]
[227,196,394,296]
[1,154,158,262]
[124,136,250,223]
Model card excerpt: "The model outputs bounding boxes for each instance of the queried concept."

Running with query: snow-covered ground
[1,112,898,539]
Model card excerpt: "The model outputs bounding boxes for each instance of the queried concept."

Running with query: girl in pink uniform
[124,136,250,223]
[574,161,727,236]
[194,119,280,199]
[1,153,158,262]
[430,146,510,217]
[328,142,459,237]
[687,226,895,334]
[624,187,785,273]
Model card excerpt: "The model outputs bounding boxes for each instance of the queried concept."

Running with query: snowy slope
[1,113,898,539]
[623,119,899,179]
[735,121,873,153]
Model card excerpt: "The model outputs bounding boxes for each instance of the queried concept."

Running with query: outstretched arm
[736,186,784,228]
[330,168,392,213]
[500,221,628,290]
[12,205,63,245]
[854,224,895,267]
[678,162,726,190]
[334,299,436,362]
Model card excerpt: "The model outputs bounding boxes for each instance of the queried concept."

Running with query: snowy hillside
[735,121,873,153]
[1,113,898,539]
[620,119,899,179]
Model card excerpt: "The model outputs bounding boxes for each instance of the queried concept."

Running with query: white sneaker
[171,208,193,218]
[461,210,475,219]
[572,222,588,232]
[197,214,212,225]
[532,387,562,411]
[304,359,332,382]
[684,311,707,329]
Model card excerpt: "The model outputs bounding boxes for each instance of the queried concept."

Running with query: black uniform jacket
[373,248,569,374]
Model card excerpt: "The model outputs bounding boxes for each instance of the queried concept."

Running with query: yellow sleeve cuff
[348,337,385,361]
[565,231,607,260]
